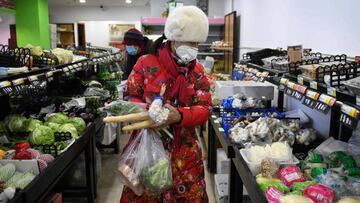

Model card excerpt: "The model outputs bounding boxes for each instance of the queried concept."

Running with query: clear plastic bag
[117,129,172,196]
[103,100,146,116]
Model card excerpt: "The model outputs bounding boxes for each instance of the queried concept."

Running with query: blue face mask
[126,45,138,55]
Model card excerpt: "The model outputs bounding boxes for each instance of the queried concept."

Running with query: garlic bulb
[148,98,170,125]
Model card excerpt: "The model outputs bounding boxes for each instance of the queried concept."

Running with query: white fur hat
[165,6,209,43]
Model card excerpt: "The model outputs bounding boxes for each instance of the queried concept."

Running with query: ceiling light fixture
[79,0,86,3]
[125,0,132,4]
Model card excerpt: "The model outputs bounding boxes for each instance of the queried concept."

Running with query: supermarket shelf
[0,68,50,82]
[10,124,96,203]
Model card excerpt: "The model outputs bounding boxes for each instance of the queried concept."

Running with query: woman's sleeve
[177,69,212,127]
[126,57,145,103]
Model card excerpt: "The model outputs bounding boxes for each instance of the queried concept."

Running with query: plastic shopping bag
[117,129,172,196]
[137,129,173,194]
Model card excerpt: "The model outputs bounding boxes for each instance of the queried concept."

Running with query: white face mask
[175,45,198,64]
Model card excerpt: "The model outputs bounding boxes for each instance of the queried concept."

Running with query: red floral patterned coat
[120,44,212,203]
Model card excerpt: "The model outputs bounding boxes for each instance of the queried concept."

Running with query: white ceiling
[48,0,150,7]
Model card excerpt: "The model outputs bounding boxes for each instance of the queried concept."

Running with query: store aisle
[96,131,216,203]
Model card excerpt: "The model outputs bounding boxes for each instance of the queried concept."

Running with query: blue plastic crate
[232,70,245,80]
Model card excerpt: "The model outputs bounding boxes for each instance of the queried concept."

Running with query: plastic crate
[232,70,245,80]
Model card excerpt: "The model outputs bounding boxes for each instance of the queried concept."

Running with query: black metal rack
[0,45,30,67]
[0,51,119,202]
[208,59,360,202]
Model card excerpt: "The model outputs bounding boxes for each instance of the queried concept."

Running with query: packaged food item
[311,167,327,178]
[293,180,317,193]
[317,172,347,195]
[306,152,324,163]
[280,194,314,203]
[258,181,290,193]
[303,183,335,203]
[266,186,284,203]
[279,166,307,187]
[261,158,280,178]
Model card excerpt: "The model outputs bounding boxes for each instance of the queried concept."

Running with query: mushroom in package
[296,128,317,145]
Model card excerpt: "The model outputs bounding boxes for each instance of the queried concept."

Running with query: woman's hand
[150,104,182,128]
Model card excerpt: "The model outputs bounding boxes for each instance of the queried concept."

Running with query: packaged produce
[148,97,169,126]
[279,165,306,187]
[280,194,314,203]
[5,114,27,132]
[306,152,324,163]
[13,141,30,152]
[304,183,335,203]
[29,125,55,145]
[293,180,317,193]
[13,150,32,160]
[0,164,16,182]
[270,142,293,162]
[311,167,327,178]
[337,196,360,203]
[296,128,317,145]
[265,186,284,203]
[117,129,172,195]
[57,123,79,139]
[317,171,347,196]
[136,129,172,193]
[258,181,290,193]
[229,124,250,143]
[83,87,110,99]
[103,100,145,116]
[45,113,69,125]
[260,158,280,178]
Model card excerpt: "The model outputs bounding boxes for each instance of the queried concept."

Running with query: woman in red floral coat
[120,6,212,203]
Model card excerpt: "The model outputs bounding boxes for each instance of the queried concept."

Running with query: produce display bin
[215,81,274,100]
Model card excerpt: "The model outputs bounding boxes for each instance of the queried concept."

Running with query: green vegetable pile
[139,159,172,192]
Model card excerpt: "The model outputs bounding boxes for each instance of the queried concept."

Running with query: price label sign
[310,81,318,90]
[62,67,70,76]
[297,76,304,85]
[327,87,337,97]
[46,71,54,82]
[340,104,359,129]
[356,95,360,107]
[279,78,289,91]
[303,90,320,109]
[12,78,25,86]
[318,94,336,107]
[0,81,12,96]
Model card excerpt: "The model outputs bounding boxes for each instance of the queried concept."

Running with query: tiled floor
[96,131,217,203]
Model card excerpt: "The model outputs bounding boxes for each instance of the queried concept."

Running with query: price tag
[340,113,358,130]
[327,87,336,97]
[303,97,317,109]
[318,94,336,107]
[12,78,25,86]
[62,67,70,76]
[297,76,304,85]
[46,71,54,82]
[314,101,331,114]
[295,84,307,94]
[0,81,12,95]
[310,81,318,90]
[280,78,289,85]
[306,90,320,100]
[28,75,38,82]
[341,104,359,119]
[357,95,360,107]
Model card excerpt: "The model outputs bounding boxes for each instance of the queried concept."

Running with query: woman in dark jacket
[122,28,152,80]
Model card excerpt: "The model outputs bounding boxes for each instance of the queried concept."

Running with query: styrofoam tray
[240,149,299,175]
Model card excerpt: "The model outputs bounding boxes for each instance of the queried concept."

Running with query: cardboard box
[288,45,303,63]
[216,149,230,174]
[215,81,274,100]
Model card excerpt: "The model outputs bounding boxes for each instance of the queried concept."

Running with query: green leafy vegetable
[103,100,143,116]
[46,113,69,124]
[44,122,61,131]
[139,159,172,192]
[25,119,42,132]
[29,125,55,145]
[67,117,86,133]
[58,123,79,139]
[5,115,27,132]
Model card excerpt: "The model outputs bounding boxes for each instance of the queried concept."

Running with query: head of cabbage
[46,113,69,124]
[44,122,60,131]
[58,123,79,139]
[29,125,55,145]
[5,115,27,132]
[25,119,42,132]
[67,117,86,133]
